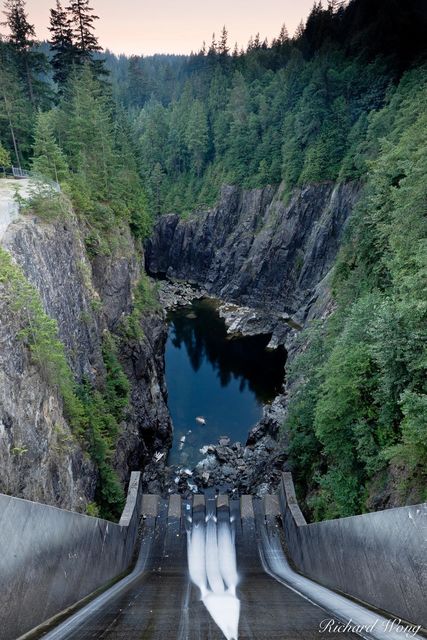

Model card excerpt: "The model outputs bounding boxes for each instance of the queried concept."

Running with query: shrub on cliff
[0,248,129,520]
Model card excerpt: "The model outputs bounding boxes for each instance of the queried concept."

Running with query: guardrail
[11,167,30,179]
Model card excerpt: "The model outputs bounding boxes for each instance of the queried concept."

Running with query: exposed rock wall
[115,314,172,484]
[146,181,360,321]
[89,235,172,484]
[0,279,96,510]
[145,182,361,496]
[0,212,171,510]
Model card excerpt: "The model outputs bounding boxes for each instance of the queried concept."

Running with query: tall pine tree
[2,0,49,106]
[0,59,34,168]
[49,0,76,86]
[66,0,105,76]
[218,26,229,56]
[31,111,69,183]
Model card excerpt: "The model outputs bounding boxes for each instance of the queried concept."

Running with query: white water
[259,527,424,640]
[187,514,240,640]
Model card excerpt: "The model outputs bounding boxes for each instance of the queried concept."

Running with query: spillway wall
[279,473,427,628]
[0,471,142,640]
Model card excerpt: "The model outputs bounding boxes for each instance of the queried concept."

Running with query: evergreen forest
[0,0,426,519]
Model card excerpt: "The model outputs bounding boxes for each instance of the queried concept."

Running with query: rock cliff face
[145,181,361,496]
[0,180,360,506]
[146,181,360,322]
[0,212,171,511]
[0,284,96,510]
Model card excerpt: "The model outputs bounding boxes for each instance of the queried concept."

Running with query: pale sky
[24,0,316,56]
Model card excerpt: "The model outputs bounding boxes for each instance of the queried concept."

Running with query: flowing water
[165,299,286,467]
[187,511,240,640]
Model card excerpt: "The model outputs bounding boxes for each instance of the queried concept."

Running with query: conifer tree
[208,33,217,57]
[218,26,229,56]
[31,111,69,183]
[66,0,105,76]
[112,111,151,238]
[185,100,208,176]
[0,63,34,167]
[66,0,100,56]
[58,65,117,211]
[278,23,289,45]
[49,0,76,85]
[295,20,305,39]
[2,0,49,105]
[127,56,150,107]
[150,162,164,216]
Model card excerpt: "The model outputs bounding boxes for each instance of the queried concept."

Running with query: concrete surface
[0,472,143,640]
[36,496,362,640]
[279,473,427,629]
[0,179,30,242]
[3,485,426,639]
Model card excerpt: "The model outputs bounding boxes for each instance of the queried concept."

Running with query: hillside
[0,0,425,520]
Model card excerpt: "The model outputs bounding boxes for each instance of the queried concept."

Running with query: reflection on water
[166,299,286,466]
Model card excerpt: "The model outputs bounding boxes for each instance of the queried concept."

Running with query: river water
[165,299,286,467]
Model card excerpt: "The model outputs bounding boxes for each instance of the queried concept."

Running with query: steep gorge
[0,180,359,511]
[147,181,360,324]
[144,181,361,496]
[0,207,171,513]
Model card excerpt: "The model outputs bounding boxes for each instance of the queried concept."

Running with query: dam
[1,473,425,640]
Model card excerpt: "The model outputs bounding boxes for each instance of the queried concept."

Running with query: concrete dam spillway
[0,473,426,640]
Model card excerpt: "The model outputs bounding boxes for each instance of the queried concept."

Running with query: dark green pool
[165,299,286,467]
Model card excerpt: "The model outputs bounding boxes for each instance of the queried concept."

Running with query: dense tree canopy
[286,67,427,517]
[0,0,425,519]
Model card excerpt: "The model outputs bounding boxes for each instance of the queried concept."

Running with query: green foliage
[102,333,130,420]
[49,0,75,86]
[0,53,35,167]
[31,111,69,183]
[18,179,72,221]
[85,501,100,517]
[0,247,86,434]
[2,0,51,107]
[120,273,159,340]
[285,66,427,519]
[0,248,130,520]
[133,45,395,215]
[50,66,152,249]
[78,334,130,520]
[11,445,29,456]
[0,142,11,167]
[134,273,159,311]
[78,383,125,521]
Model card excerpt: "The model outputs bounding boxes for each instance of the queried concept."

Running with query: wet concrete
[279,473,427,630]
[0,473,143,640]
[37,496,361,640]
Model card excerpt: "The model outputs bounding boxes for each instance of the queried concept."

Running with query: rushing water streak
[187,517,240,640]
